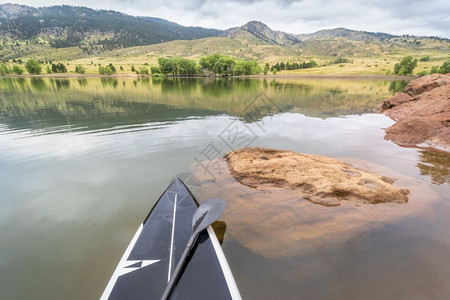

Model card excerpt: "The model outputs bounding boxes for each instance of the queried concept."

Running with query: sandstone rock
[382,74,450,151]
[381,92,413,111]
[404,73,450,97]
[224,148,409,207]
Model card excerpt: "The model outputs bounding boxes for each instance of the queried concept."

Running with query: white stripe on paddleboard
[207,226,242,300]
[101,224,160,300]
[167,193,178,282]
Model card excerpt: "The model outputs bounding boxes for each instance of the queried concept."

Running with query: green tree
[75,65,86,74]
[139,67,149,75]
[98,65,106,75]
[393,56,418,75]
[263,63,269,75]
[107,63,116,73]
[438,60,450,74]
[131,65,135,72]
[46,65,53,74]
[25,59,42,74]
[417,70,428,77]
[199,54,221,70]
[150,66,160,74]
[430,65,439,74]
[12,65,24,75]
[234,60,261,75]
[158,57,198,75]
[52,62,67,73]
[272,68,278,75]
[0,64,11,75]
[105,66,113,75]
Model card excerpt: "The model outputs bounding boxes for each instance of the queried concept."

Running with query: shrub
[430,65,439,74]
[75,65,86,74]
[52,62,67,73]
[0,64,11,75]
[105,66,113,75]
[98,65,106,75]
[417,70,428,77]
[25,59,42,74]
[334,57,349,64]
[139,67,149,75]
[150,66,161,74]
[12,65,24,75]
[419,56,430,62]
[393,56,418,75]
[107,63,116,73]
[438,60,450,74]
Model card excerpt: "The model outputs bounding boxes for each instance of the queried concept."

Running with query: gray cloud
[2,0,449,37]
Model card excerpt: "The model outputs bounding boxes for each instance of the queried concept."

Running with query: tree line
[152,54,262,76]
[269,60,318,72]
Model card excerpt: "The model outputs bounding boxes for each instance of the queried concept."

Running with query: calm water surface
[0,77,448,299]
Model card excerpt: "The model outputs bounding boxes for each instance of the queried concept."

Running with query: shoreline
[0,73,417,80]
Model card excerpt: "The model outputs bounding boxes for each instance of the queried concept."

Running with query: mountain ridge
[0,3,448,66]
[0,4,222,48]
[224,20,301,46]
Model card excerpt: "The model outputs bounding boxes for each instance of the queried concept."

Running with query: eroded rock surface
[224,147,409,206]
[381,74,450,151]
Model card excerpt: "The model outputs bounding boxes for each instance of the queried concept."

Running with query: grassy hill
[0,4,448,76]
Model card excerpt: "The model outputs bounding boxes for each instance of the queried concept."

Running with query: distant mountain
[0,4,222,48]
[224,21,301,46]
[296,27,397,42]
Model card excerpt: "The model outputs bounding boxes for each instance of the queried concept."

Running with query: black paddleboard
[101,178,241,299]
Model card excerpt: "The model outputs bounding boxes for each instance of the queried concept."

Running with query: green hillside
[0,4,221,52]
[0,4,448,76]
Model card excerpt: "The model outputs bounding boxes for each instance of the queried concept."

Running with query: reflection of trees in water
[54,79,70,90]
[154,77,199,94]
[239,92,282,123]
[153,77,261,97]
[78,78,88,87]
[0,77,400,131]
[30,78,46,91]
[270,80,314,95]
[388,80,410,94]
[417,150,450,184]
[100,78,118,88]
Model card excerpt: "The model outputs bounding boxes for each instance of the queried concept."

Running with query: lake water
[0,77,449,299]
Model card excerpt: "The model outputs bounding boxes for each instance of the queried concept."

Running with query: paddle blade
[192,198,226,235]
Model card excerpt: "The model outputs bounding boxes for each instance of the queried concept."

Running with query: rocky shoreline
[381,73,450,152]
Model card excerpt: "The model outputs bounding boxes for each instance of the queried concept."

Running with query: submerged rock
[381,74,450,151]
[224,147,409,206]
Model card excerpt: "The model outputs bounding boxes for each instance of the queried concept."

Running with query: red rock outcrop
[381,74,450,151]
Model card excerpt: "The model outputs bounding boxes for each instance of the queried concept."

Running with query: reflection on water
[1,77,399,134]
[0,77,449,300]
[388,80,410,94]
[417,150,450,184]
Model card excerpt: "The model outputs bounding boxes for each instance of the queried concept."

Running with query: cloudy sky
[2,0,450,38]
